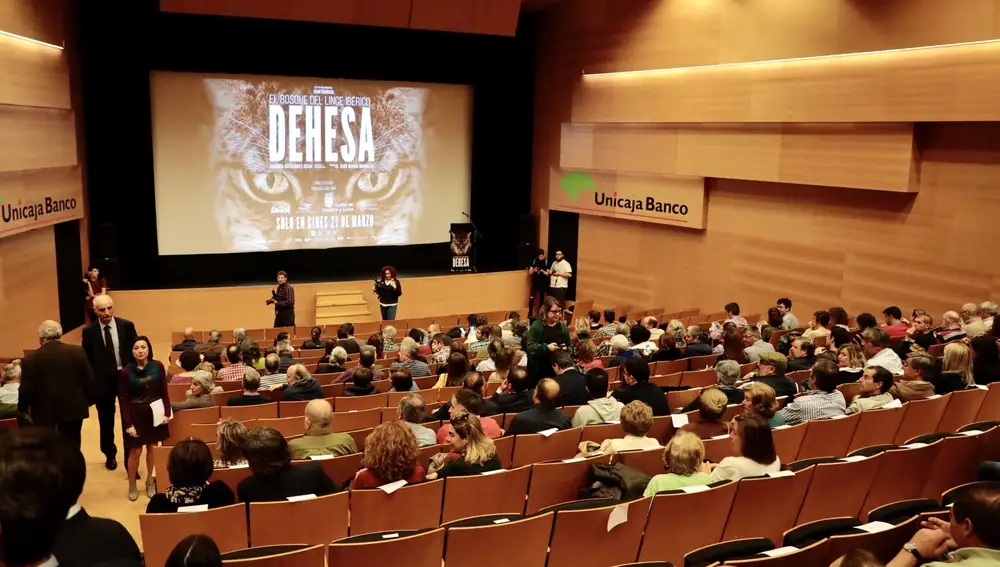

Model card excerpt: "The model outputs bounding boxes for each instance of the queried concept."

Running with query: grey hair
[276,340,293,354]
[208,330,222,343]
[715,360,740,386]
[233,328,247,341]
[981,301,998,315]
[383,326,397,340]
[358,344,376,359]
[742,326,760,339]
[289,364,311,383]
[331,346,349,363]
[37,320,63,341]
[862,326,890,347]
[3,362,21,383]
[399,337,419,357]
[190,370,214,394]
[398,393,426,423]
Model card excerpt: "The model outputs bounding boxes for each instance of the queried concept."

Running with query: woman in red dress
[83,264,107,323]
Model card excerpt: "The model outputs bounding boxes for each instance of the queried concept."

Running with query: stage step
[315,290,373,324]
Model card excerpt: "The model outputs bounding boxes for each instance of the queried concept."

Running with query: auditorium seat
[581,422,625,445]
[249,492,349,547]
[651,373,683,388]
[188,422,219,443]
[279,397,335,418]
[683,537,772,567]
[140,503,248,567]
[373,380,391,393]
[346,427,373,450]
[494,435,515,468]
[615,447,666,477]
[722,468,814,545]
[440,465,531,523]
[785,371,810,388]
[667,388,705,410]
[220,543,324,566]
[548,497,651,567]
[308,452,363,488]
[387,388,438,406]
[637,481,738,566]
[525,454,613,514]
[860,442,943,520]
[255,416,306,437]
[688,354,720,371]
[416,444,444,470]
[720,539,829,566]
[211,465,254,496]
[976,383,1000,421]
[349,479,444,535]
[330,408,381,431]
[702,436,735,464]
[927,343,946,357]
[335,393,388,412]
[221,403,278,420]
[847,406,905,454]
[561,405,581,420]
[937,388,988,433]
[443,512,553,567]
[918,432,985,500]
[151,445,173,492]
[319,383,343,397]
[165,405,221,445]
[654,359,688,375]
[795,456,881,525]
[408,317,434,329]
[795,413,860,461]
[511,427,583,467]
[835,382,862,402]
[681,369,716,388]
[892,395,950,444]
[823,514,923,565]
[211,390,242,406]
[328,527,445,567]
[769,423,806,465]
[167,382,191,401]
[414,376,437,389]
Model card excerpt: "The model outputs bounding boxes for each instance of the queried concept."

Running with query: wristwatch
[903,542,925,563]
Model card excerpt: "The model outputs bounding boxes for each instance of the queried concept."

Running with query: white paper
[381,533,399,539]
[228,463,249,469]
[287,494,317,502]
[882,398,903,409]
[840,455,868,462]
[481,468,507,475]
[604,420,620,424]
[902,442,928,449]
[959,429,984,436]
[854,521,894,534]
[537,428,558,438]
[680,484,710,494]
[150,399,166,427]
[493,518,511,524]
[974,384,988,390]
[309,455,335,460]
[377,479,408,494]
[711,434,730,440]
[773,424,792,430]
[830,413,849,419]
[606,503,629,532]
[766,470,794,478]
[761,546,798,557]
[670,414,689,428]
[177,504,208,513]
[562,457,586,464]
[927,395,942,399]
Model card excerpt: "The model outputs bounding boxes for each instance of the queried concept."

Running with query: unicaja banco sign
[0,191,83,238]
[554,170,706,229]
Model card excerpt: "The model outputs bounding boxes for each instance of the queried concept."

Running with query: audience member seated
[433,351,471,389]
[648,332,682,362]
[901,313,939,354]
[597,332,629,358]
[643,431,714,495]
[801,310,832,342]
[490,367,535,415]
[436,389,503,444]
[891,352,938,402]
[681,388,731,439]
[389,368,418,392]
[836,342,867,383]
[317,345,349,375]
[583,401,660,455]
[392,339,431,377]
[506,378,573,435]
[760,308,784,342]
[352,421,426,489]
[378,326,398,353]
[288,399,358,459]
[397,393,436,447]
[302,326,329,350]
[614,357,670,416]
[147,439,236,513]
[237,428,338,503]
[336,323,361,354]
[775,359,847,425]
[172,328,199,352]
[743,382,781,427]
[280,365,324,401]
[506,320,529,349]
[586,309,602,331]
[165,535,220,567]
[863,326,904,375]
[214,419,248,468]
[170,351,202,384]
[241,339,266,371]
[971,335,1000,385]
[938,311,968,343]
[743,352,798,399]
[216,345,248,383]
[344,367,378,397]
[594,308,619,338]
[226,373,270,406]
[258,353,284,390]
[684,327,714,357]
[717,325,749,364]
[430,332,453,365]
[427,412,501,479]
[171,371,218,411]
[882,305,910,338]
[275,340,300,374]
[572,368,624,426]
[711,302,748,340]
[486,346,515,383]
[612,324,657,366]
[742,327,775,362]
[366,333,385,360]
[937,342,974,394]
[550,350,591,406]
[786,337,815,372]
[846,366,895,414]
[706,413,780,481]
[196,360,220,379]
[776,297,799,330]
[831,325,854,351]
[194,330,225,357]
[461,373,501,416]
[0,360,20,409]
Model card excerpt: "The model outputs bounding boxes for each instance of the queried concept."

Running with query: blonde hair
[839,343,866,369]
[744,382,778,419]
[698,387,729,420]
[574,317,590,336]
[668,319,686,347]
[195,362,217,380]
[449,412,496,466]
[620,401,653,436]
[663,431,705,476]
[942,342,974,386]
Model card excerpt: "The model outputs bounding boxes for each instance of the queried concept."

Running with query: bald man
[172,327,199,352]
[280,364,324,401]
[19,321,97,448]
[505,378,572,435]
[287,399,358,459]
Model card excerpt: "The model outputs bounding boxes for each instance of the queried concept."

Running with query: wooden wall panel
[0,33,70,108]
[0,226,60,354]
[0,0,64,46]
[561,123,917,192]
[410,0,520,36]
[159,0,414,29]
[0,106,77,173]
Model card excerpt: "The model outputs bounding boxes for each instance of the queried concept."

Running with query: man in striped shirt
[259,354,286,390]
[593,309,619,338]
[775,359,847,425]
[392,341,431,377]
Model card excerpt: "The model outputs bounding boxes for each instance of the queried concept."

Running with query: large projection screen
[150,71,473,255]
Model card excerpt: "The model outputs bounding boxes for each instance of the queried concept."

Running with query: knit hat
[757,351,788,374]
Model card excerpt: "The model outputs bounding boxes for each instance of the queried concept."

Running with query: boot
[128,483,139,502]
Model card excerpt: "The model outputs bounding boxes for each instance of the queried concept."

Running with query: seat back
[893,395,950,444]
[279,397,336,418]
[211,390,243,406]
[667,387,704,410]
[221,403,279,420]
[168,382,191,401]
[722,539,829,566]
[387,389,438,407]
[795,456,881,525]
[493,434,515,469]
[152,445,173,493]
[847,406,905,453]
[440,465,532,524]
[165,406,221,445]
[335,393,390,412]
[681,368,717,388]
[253,416,305,438]
[189,422,220,443]
[860,442,943,520]
[443,512,553,567]
[525,454,612,514]
[936,388,987,433]
[248,492,349,547]
[581,423,625,445]
[328,527,445,567]
[702,436,736,464]
[795,413,860,461]
[615,448,666,477]
[650,372,683,388]
[637,481,738,566]
[511,427,583,467]
[722,469,813,545]
[770,423,807,465]
[688,354,720,371]
[920,433,985,500]
[140,504,248,567]
[330,408,382,432]
[654,359,688,375]
[349,479,444,535]
[826,514,923,565]
[548,497,652,567]
[976,383,1000,421]
[220,544,325,567]
[210,466,254,497]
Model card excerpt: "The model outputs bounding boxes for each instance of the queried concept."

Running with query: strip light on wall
[582,38,1000,77]
[0,28,64,50]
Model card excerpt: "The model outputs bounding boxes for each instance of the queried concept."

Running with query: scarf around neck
[128,360,161,390]
[166,483,205,505]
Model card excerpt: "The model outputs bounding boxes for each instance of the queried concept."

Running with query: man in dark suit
[171,327,199,352]
[81,295,138,470]
[550,350,591,407]
[613,357,670,416]
[505,379,572,435]
[18,321,97,448]
[490,367,535,415]
[684,328,714,357]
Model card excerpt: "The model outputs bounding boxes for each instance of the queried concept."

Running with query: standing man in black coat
[18,321,97,448]
[81,295,138,470]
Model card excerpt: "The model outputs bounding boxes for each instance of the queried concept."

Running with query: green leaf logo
[560,171,596,201]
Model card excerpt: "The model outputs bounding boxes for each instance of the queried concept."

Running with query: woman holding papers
[118,335,171,501]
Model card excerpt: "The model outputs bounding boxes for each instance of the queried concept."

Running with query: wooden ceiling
[158,0,562,36]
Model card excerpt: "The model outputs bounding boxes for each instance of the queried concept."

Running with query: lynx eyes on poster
[150,71,472,256]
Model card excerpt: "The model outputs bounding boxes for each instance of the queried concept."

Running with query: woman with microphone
[374,265,402,321]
